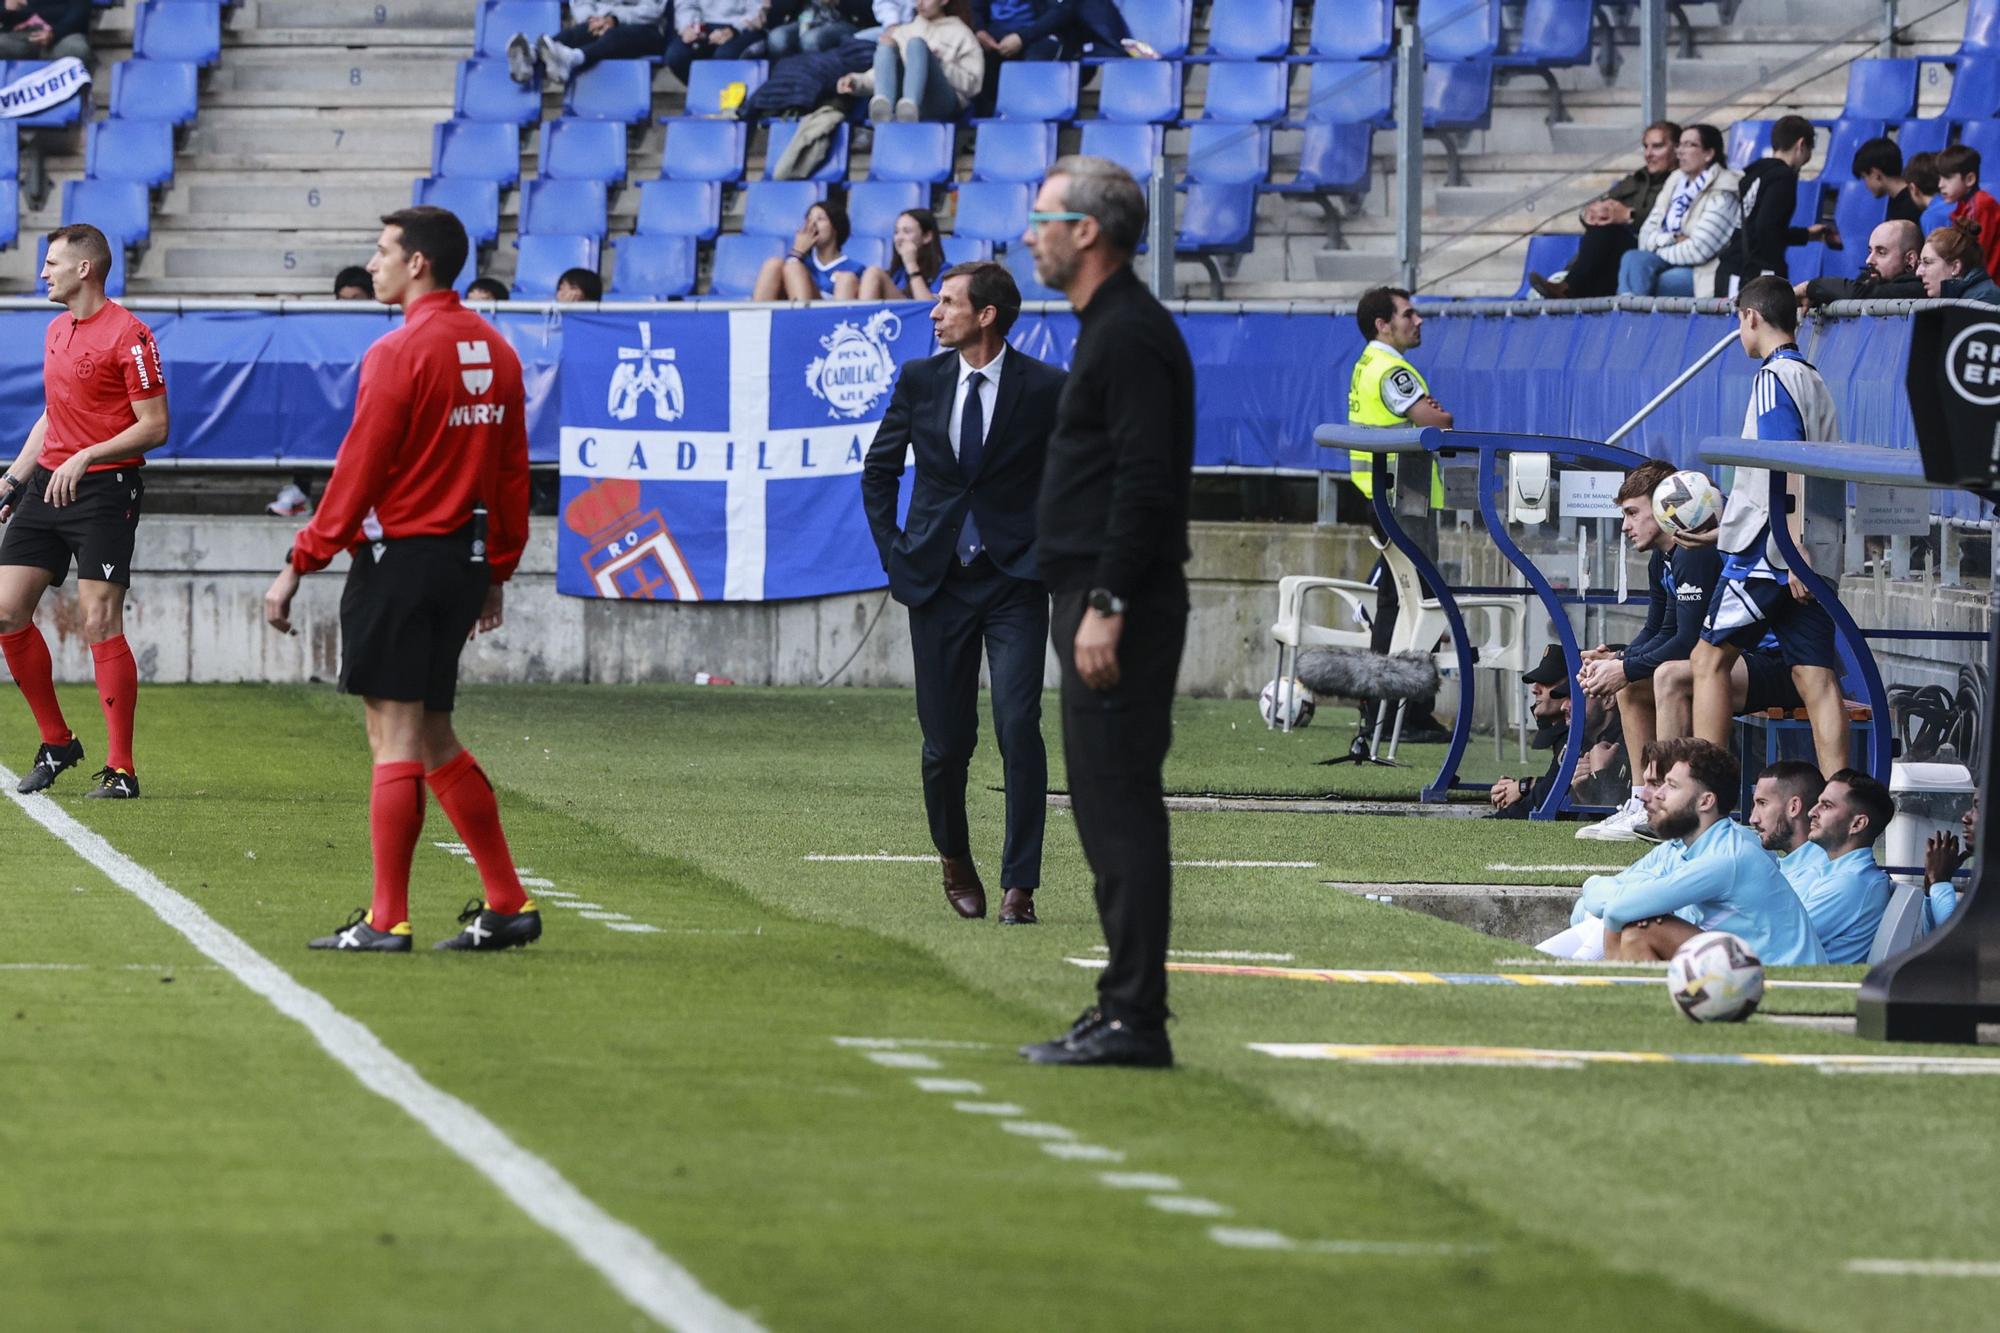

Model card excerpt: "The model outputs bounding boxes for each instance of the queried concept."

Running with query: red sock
[0,625,71,747]
[426,750,526,914]
[90,636,138,773]
[368,761,426,932]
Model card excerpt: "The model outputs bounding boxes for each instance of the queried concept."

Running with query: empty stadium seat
[741,180,828,236]
[706,233,786,298]
[1814,117,1885,186]
[518,178,607,238]
[1203,0,1290,59]
[1843,58,1919,121]
[539,118,629,183]
[1095,59,1181,123]
[1201,61,1290,123]
[680,60,766,117]
[1420,0,1499,61]
[1311,0,1392,59]
[659,118,747,181]
[1078,122,1162,184]
[511,233,597,298]
[566,60,654,124]
[63,179,150,246]
[1281,121,1372,194]
[0,125,14,184]
[434,119,522,185]
[1003,242,1061,301]
[1959,0,2000,57]
[1511,233,1579,298]
[1303,60,1394,125]
[992,61,1079,122]
[1497,0,1595,68]
[86,120,176,188]
[1183,123,1270,186]
[1897,116,1950,159]
[610,234,696,298]
[35,234,124,297]
[635,178,720,239]
[764,119,850,182]
[108,59,199,126]
[1827,179,1890,279]
[941,236,992,265]
[475,0,560,60]
[133,0,221,66]
[1421,60,1492,131]
[868,122,955,183]
[1942,57,2000,122]
[952,180,1031,245]
[0,180,15,253]
[1791,180,1824,230]
[413,176,502,247]
[1176,182,1255,254]
[1112,0,1190,59]
[829,234,879,270]
[1726,119,1772,170]
[456,58,541,124]
[847,179,924,237]
[972,120,1056,182]
[11,59,89,126]
[1959,116,2000,168]
[1784,239,1827,281]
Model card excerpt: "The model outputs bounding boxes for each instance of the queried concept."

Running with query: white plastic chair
[1867,883,1928,964]
[1267,575,1376,732]
[1376,540,1532,759]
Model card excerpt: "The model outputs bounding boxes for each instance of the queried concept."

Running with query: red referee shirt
[292,289,531,584]
[43,300,166,472]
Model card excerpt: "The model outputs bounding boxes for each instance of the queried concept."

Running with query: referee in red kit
[265,207,536,953]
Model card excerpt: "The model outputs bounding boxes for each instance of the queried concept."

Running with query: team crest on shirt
[806,310,900,419]
[75,355,95,379]
[456,340,493,395]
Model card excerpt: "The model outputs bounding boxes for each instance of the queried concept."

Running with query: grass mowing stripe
[0,766,763,1333]
[1844,1260,2000,1277]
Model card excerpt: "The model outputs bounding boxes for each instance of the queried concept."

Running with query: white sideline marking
[1088,947,1298,963]
[1207,1227,1485,1258]
[604,923,663,934]
[1209,1228,1293,1250]
[1099,1172,1182,1192]
[5,771,760,1333]
[0,962,87,970]
[951,1101,1025,1116]
[804,854,934,863]
[865,1051,942,1070]
[832,1037,993,1051]
[522,877,557,888]
[1486,863,1627,873]
[579,911,632,921]
[1041,1142,1124,1163]
[1148,1195,1232,1218]
[550,901,607,911]
[1845,1259,2000,1278]
[914,1077,985,1094]
[1173,860,1319,869]
[1000,1121,1077,1141]
[806,853,1317,869]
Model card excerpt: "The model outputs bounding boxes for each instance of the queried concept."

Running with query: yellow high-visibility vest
[1344,342,1444,507]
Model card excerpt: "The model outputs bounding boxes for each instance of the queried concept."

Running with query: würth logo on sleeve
[129,341,151,390]
[456,340,494,395]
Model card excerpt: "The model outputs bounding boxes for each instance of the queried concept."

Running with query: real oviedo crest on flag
[556,305,932,602]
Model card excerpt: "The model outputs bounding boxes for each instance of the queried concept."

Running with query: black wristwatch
[1086,588,1126,616]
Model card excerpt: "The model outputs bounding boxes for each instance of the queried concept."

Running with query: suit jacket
[861,345,1066,607]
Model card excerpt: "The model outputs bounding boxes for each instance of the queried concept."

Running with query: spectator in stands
[1937,143,2000,253]
[766,0,875,55]
[1574,460,1721,842]
[467,277,510,302]
[836,0,981,122]
[1797,768,1896,963]
[1910,151,1951,234]
[1716,114,1828,295]
[858,207,945,299]
[333,266,372,300]
[1600,738,1828,965]
[1923,796,1976,932]
[1617,124,1741,297]
[1797,218,1924,308]
[968,1,1129,115]
[751,198,864,300]
[514,0,671,86]
[556,267,603,302]
[1530,120,1680,301]
[1852,136,1925,227]
[0,0,92,66]
[1916,221,2000,305]
[1747,758,1825,879]
[666,0,770,86]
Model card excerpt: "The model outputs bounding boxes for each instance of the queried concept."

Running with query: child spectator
[555,267,603,302]
[1936,143,2000,252]
[1910,151,1952,234]
[1716,114,1827,294]
[858,207,945,299]
[751,198,865,301]
[837,0,981,122]
[1851,136,1925,227]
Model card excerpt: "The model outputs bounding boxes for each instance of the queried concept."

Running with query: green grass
[3,684,1993,1331]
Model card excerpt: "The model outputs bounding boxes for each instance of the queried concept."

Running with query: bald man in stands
[1796,219,1924,308]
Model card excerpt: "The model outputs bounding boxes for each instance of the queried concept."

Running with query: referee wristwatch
[1086,588,1126,617]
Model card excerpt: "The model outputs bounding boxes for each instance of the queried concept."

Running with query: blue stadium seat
[518,178,607,238]
[741,180,828,236]
[456,58,541,124]
[1511,233,1579,298]
[842,235,887,270]
[413,176,502,247]
[705,233,786,298]
[1421,60,1492,131]
[1420,0,1499,61]
[1201,61,1289,123]
[133,0,221,66]
[1184,123,1270,185]
[539,119,629,183]
[1280,121,1372,194]
[1003,241,1061,300]
[610,234,696,298]
[1959,116,2000,167]
[1827,180,1890,279]
[764,119,850,182]
[867,122,955,183]
[1790,180,1823,230]
[1095,59,1181,123]
[0,180,16,253]
[1959,0,2000,57]
[659,118,747,181]
[1843,59,1919,120]
[1203,0,1290,59]
[63,179,151,246]
[952,180,1031,245]
[680,60,766,118]
[0,125,15,185]
[992,61,1079,122]
[108,59,199,125]
[10,60,88,126]
[1897,117,1950,159]
[1784,240,1827,281]
[972,120,1056,182]
[1727,119,1772,170]
[511,233,597,298]
[1303,60,1394,125]
[847,180,924,237]
[86,120,175,188]
[433,119,522,185]
[941,236,992,265]
[635,178,720,239]
[1112,0,1190,59]
[1943,57,2000,121]
[1078,122,1162,183]
[1499,0,1594,68]
[1176,182,1255,253]
[1813,117,1885,187]
[1311,0,1392,59]
[36,234,125,297]
[566,60,654,124]
[475,0,560,60]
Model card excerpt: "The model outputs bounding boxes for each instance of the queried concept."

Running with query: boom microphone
[1295,648,1440,703]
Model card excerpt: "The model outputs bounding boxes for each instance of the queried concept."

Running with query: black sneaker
[1023,1016,1174,1068]
[1018,1005,1106,1060]
[434,896,542,951]
[308,908,413,952]
[17,736,83,793]
[82,766,139,800]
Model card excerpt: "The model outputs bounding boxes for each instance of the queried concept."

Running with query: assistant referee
[264,207,536,954]
[1019,157,1195,1070]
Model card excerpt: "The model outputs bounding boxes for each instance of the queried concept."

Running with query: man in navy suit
[862,261,1068,925]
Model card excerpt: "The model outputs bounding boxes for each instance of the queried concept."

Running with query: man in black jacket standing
[863,262,1067,926]
[1018,156,1194,1069]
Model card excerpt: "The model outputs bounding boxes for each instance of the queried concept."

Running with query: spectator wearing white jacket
[837,0,982,122]
[666,0,767,85]
[1618,123,1743,297]
[510,0,670,87]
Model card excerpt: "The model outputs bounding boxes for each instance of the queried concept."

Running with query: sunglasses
[1027,211,1089,224]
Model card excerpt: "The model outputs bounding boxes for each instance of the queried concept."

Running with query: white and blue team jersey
[1716,345,1842,583]
[1796,846,1892,964]
[1601,817,1830,965]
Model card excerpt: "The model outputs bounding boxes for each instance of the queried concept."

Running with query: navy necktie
[957,369,985,563]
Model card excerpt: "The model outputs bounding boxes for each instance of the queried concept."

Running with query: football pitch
[5,683,1994,1332]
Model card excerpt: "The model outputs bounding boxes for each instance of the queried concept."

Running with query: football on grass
[1666,931,1765,1023]
[1651,469,1721,537]
[1259,678,1316,728]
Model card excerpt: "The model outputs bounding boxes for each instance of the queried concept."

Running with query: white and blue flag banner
[0,57,88,118]
[557,305,934,601]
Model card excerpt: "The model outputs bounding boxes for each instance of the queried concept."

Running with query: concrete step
[199,50,459,108]
[182,112,435,170]
[244,0,473,31]
[157,172,418,228]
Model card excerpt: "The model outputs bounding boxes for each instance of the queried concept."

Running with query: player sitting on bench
[1793,768,1895,964]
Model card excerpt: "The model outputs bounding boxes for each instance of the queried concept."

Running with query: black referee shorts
[0,465,144,586]
[339,530,488,713]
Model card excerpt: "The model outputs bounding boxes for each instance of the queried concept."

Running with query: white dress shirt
[947,344,1005,461]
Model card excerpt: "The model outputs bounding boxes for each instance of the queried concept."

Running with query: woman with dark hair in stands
[858,207,946,300]
[751,198,867,301]
[1916,220,2000,304]
[835,0,982,123]
[1616,122,1741,298]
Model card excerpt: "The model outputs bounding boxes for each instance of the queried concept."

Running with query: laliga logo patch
[1945,321,2000,407]
[807,310,900,419]
[456,339,494,395]
[607,321,684,422]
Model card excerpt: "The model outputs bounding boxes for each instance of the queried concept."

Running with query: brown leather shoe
[941,855,987,919]
[1528,272,1570,300]
[999,888,1037,925]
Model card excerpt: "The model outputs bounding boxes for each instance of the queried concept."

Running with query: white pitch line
[604,923,663,934]
[1147,1195,1232,1218]
[0,962,88,970]
[1000,1121,1077,1141]
[805,853,1317,869]
[2,769,760,1333]
[1099,1172,1183,1192]
[1845,1259,2000,1278]
[578,911,632,922]
[1486,863,1628,873]
[1041,1142,1124,1163]
[913,1077,984,1094]
[865,1051,942,1070]
[1207,1227,1485,1258]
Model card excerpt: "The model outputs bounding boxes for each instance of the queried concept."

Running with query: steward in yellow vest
[1345,288,1449,507]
